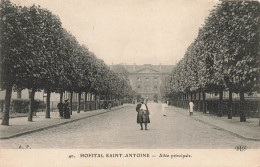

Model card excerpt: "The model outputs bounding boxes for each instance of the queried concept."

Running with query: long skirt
[64,109,70,119]
[137,110,150,124]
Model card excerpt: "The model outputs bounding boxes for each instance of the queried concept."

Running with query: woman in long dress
[189,101,194,116]
[63,99,70,119]
[161,101,168,116]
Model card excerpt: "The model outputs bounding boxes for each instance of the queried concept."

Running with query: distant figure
[107,101,112,110]
[63,99,70,119]
[57,102,63,117]
[161,101,168,116]
[189,101,194,116]
[136,98,150,130]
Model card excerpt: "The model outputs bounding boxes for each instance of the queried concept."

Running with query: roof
[123,64,174,73]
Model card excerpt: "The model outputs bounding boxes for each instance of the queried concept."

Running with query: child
[189,101,194,116]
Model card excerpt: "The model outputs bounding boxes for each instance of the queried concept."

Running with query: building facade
[114,64,174,101]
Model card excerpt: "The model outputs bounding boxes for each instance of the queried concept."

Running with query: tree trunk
[70,91,73,115]
[258,101,260,126]
[228,87,232,119]
[77,92,81,113]
[190,92,193,101]
[239,91,246,122]
[89,93,92,111]
[94,94,97,110]
[181,93,184,107]
[202,91,206,114]
[218,89,223,117]
[198,91,201,112]
[28,89,36,121]
[98,94,101,109]
[45,89,51,118]
[0,102,4,114]
[59,91,63,103]
[17,89,21,99]
[84,92,87,112]
[1,85,12,125]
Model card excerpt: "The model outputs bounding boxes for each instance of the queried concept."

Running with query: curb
[191,116,260,141]
[0,105,126,140]
[170,106,260,141]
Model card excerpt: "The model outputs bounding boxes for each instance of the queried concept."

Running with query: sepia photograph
[0,0,259,166]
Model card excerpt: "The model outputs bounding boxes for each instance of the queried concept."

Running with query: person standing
[161,101,168,116]
[57,101,63,118]
[189,101,194,116]
[107,101,112,110]
[136,98,150,130]
[63,99,70,119]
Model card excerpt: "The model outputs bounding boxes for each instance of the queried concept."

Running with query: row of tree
[161,1,260,121]
[0,0,134,125]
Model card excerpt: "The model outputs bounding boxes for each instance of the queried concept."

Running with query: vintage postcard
[0,0,259,166]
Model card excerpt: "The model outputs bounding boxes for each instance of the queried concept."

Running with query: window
[137,85,141,89]
[154,77,158,81]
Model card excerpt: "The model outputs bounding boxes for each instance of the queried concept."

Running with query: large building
[112,64,174,101]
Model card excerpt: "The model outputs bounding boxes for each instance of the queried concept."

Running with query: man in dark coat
[57,102,63,117]
[136,98,150,130]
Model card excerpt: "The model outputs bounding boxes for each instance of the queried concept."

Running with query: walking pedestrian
[189,100,194,116]
[136,98,150,130]
[161,101,168,116]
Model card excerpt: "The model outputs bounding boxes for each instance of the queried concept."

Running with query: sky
[11,0,219,65]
